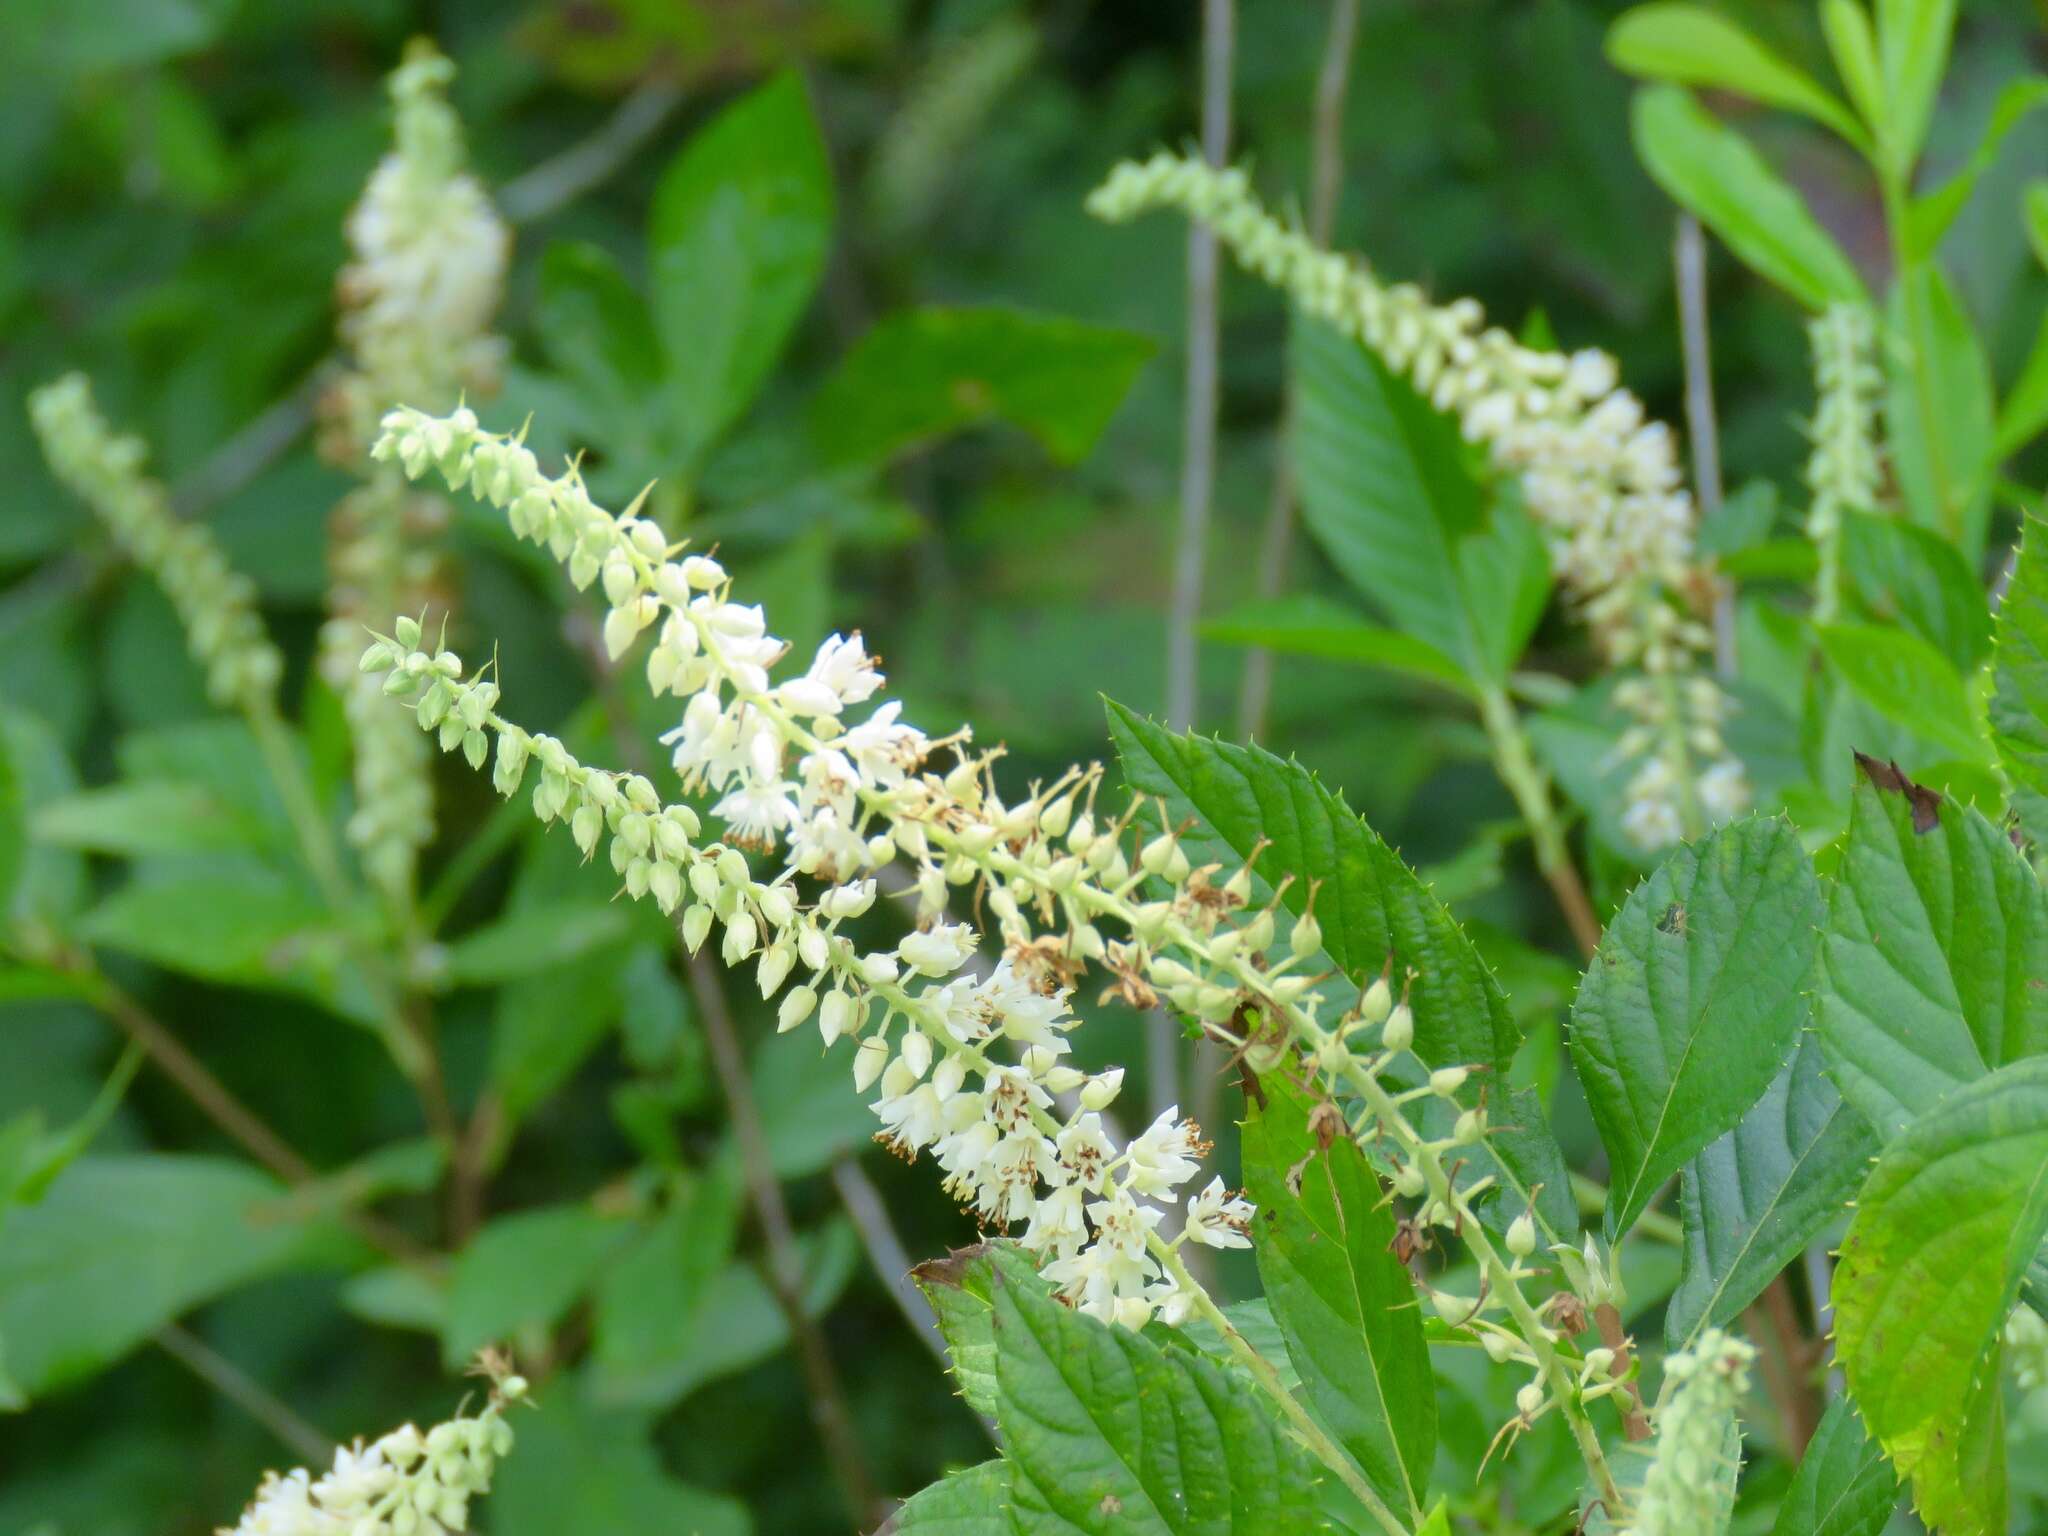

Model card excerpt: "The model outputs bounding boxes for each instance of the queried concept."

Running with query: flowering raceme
[220,1370,523,1536]
[1085,152,1749,851]
[1803,303,1884,625]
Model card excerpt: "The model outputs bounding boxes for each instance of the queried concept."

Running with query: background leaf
[1768,1394,1897,1536]
[1606,4,1864,143]
[1567,816,1821,1240]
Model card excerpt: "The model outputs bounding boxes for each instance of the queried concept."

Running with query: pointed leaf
[1876,0,1957,171]
[1885,263,1995,559]
[1199,595,1478,700]
[1992,512,2048,847]
[1568,816,1821,1240]
[1607,4,1865,144]
[1833,1058,2048,1536]
[1838,511,1991,672]
[1666,1035,1876,1349]
[984,1246,1322,1535]
[1241,1075,1434,1517]
[913,1245,1003,1418]
[890,1461,1014,1533]
[1815,620,1989,765]
[1768,1394,1897,1536]
[1816,761,2048,1139]
[1631,84,1867,310]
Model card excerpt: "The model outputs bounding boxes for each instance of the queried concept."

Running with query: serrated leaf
[1816,763,2048,1139]
[913,1245,1003,1418]
[1241,1076,1433,1517]
[1198,595,1477,700]
[648,70,832,468]
[0,1155,340,1396]
[1291,314,1548,683]
[1834,1058,2048,1536]
[1106,702,1573,1240]
[1568,816,1821,1240]
[1992,513,2048,846]
[1815,621,1988,765]
[890,1461,1013,1532]
[1768,1394,1897,1536]
[809,307,1153,471]
[1606,4,1865,144]
[1666,1035,1876,1349]
[1631,84,1867,310]
[983,1246,1322,1534]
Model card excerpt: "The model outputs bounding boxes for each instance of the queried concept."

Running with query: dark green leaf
[592,1169,742,1390]
[1606,4,1865,143]
[0,1155,340,1396]
[1568,816,1821,1240]
[443,1203,633,1366]
[439,903,635,988]
[809,307,1153,470]
[1816,764,2048,1139]
[1768,1394,1897,1536]
[1839,511,1991,671]
[1666,1035,1875,1348]
[1241,1075,1433,1516]
[1815,621,1988,765]
[1197,596,1477,699]
[913,1245,1003,1418]
[985,1245,1323,1535]
[648,70,833,467]
[888,1461,1013,1533]
[1631,84,1866,309]
[1291,315,1548,683]
[29,780,267,856]
[1834,1057,2048,1534]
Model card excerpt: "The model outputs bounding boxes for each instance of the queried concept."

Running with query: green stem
[1570,1172,1683,1246]
[1478,686,1601,958]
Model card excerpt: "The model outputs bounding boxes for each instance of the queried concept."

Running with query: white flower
[1185,1176,1254,1248]
[805,632,883,707]
[899,921,978,977]
[1124,1107,1205,1198]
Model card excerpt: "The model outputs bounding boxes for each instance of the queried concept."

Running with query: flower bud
[1383,1003,1415,1053]
[757,942,794,997]
[1359,974,1393,1026]
[681,903,713,954]
[853,1035,890,1092]
[1516,1382,1544,1418]
[1289,910,1323,961]
[1429,1064,1467,1097]
[1081,1068,1125,1110]
[1506,1213,1537,1257]
[778,985,818,1033]
[819,989,855,1044]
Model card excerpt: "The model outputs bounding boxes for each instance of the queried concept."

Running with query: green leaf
[1833,1057,2048,1536]
[1816,762,2048,1139]
[648,70,832,468]
[1241,1076,1434,1517]
[0,1155,339,1397]
[1875,0,1956,173]
[1994,311,2048,460]
[1768,1394,1897,1536]
[443,1203,633,1367]
[2028,179,2048,271]
[808,307,1153,471]
[439,903,635,988]
[1568,816,1822,1240]
[889,1461,1013,1532]
[1907,77,2048,257]
[1839,512,1991,672]
[0,729,19,918]
[1815,621,1988,765]
[1606,4,1866,144]
[984,1246,1323,1534]
[1291,315,1549,683]
[1106,702,1574,1238]
[1886,264,1995,559]
[1994,513,2048,846]
[913,1245,1003,1419]
[489,1379,751,1536]
[1198,597,1477,699]
[1821,0,1887,142]
[28,780,266,856]
[1666,1035,1876,1349]
[1631,84,1867,310]
[751,1020,878,1179]
[592,1168,742,1390]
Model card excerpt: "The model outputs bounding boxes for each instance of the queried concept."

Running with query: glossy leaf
[647,70,832,467]
[1768,1394,1897,1536]
[809,307,1153,471]
[1607,4,1864,144]
[1241,1075,1434,1516]
[984,1245,1322,1534]
[1993,513,2048,847]
[1568,816,1821,1240]
[1817,763,2048,1138]
[1834,1058,2048,1535]
[1291,314,1548,684]
[1666,1035,1875,1348]
[1631,84,1866,310]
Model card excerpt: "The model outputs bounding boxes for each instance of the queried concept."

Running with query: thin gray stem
[1236,0,1360,739]
[1674,212,1735,677]
[155,1324,335,1466]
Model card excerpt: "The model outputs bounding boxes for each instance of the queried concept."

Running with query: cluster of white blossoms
[1803,303,1884,626]
[221,1373,522,1536]
[317,41,509,908]
[29,374,283,712]
[1085,153,1748,851]
[1625,1328,1752,1535]
[365,403,1643,1513]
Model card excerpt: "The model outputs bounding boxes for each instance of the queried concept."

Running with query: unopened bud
[778,985,818,1033]
[1507,1213,1537,1258]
